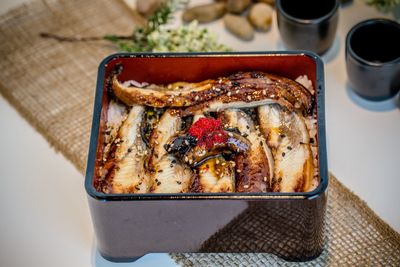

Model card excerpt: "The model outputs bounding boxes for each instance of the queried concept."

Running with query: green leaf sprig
[40,0,230,53]
[103,0,230,52]
[365,0,400,12]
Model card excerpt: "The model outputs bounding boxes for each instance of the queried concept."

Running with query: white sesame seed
[227,92,231,97]
[247,95,252,101]
[243,185,249,189]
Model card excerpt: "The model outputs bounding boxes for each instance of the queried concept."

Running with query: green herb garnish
[365,0,400,12]
[40,0,230,53]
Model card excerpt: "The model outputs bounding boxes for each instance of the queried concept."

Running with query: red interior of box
[104,55,317,84]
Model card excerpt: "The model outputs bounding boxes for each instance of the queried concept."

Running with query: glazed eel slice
[101,100,128,163]
[189,114,236,193]
[182,72,313,116]
[191,155,236,193]
[257,104,314,192]
[222,109,273,192]
[148,110,193,193]
[112,75,229,108]
[106,105,149,194]
[112,71,313,114]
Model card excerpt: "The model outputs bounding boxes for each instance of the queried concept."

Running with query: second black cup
[346,19,400,101]
[276,0,339,55]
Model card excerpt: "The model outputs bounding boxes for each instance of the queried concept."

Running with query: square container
[85,52,328,262]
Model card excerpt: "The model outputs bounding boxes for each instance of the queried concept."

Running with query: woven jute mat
[0,0,399,266]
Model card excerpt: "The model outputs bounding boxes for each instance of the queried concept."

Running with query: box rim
[84,51,328,201]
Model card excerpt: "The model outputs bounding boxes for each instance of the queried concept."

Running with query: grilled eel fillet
[106,105,149,194]
[148,110,193,193]
[188,115,236,193]
[257,104,314,192]
[102,100,127,163]
[222,109,274,192]
[112,71,313,114]
[112,75,226,108]
[191,156,236,193]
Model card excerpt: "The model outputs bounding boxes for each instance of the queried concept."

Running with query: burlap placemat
[0,1,399,266]
[0,0,144,171]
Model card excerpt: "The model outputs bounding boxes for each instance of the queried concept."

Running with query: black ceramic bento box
[85,52,328,262]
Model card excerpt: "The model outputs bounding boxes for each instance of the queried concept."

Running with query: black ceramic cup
[346,19,400,101]
[276,0,339,55]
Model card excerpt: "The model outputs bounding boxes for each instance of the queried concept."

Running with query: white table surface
[0,0,399,266]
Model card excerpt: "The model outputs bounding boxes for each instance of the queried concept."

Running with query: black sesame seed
[287,146,292,150]
[310,138,314,144]
[176,181,182,185]
[282,152,286,157]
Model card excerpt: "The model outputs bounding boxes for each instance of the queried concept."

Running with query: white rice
[122,80,149,88]
[295,75,314,95]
